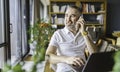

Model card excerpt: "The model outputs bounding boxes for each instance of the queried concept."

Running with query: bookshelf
[49,0,107,39]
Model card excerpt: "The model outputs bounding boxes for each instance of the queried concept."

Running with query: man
[46,6,97,72]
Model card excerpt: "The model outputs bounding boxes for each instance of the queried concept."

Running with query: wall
[106,0,120,37]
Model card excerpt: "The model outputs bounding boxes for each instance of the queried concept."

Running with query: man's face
[64,7,80,31]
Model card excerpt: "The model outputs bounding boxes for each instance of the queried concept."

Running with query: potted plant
[2,20,56,72]
[29,20,56,72]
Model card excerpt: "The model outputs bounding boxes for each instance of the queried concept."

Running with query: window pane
[10,0,29,65]
[0,0,5,44]
[10,0,22,65]
[0,47,5,69]
[0,0,5,69]
[21,0,29,56]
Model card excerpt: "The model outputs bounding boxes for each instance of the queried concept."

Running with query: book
[60,5,66,12]
[52,4,59,12]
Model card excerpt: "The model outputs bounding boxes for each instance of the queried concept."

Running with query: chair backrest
[97,39,108,52]
[97,38,119,52]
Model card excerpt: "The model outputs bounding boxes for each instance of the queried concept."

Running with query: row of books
[52,4,68,13]
[52,3,104,13]
[82,3,104,13]
[82,3,95,13]
[52,3,95,13]
[51,14,104,24]
[51,15,64,24]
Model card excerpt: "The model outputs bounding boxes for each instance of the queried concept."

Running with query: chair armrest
[104,37,116,45]
[44,60,54,72]
[84,48,90,60]
[44,56,54,72]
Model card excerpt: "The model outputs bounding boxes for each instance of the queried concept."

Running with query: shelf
[49,0,107,35]
[50,12,105,15]
[50,0,76,2]
[51,24,103,26]
[50,0,106,2]
[50,12,65,14]
[52,24,64,26]
[85,24,103,26]
[82,12,105,14]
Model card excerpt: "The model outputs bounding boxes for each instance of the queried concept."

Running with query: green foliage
[2,62,25,72]
[2,19,56,72]
[29,20,56,62]
[28,20,55,72]
[113,51,120,72]
[2,64,11,72]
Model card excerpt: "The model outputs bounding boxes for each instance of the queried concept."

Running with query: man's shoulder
[53,28,66,37]
[55,28,64,33]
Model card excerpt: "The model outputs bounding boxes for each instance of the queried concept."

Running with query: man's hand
[76,17,86,33]
[65,56,85,67]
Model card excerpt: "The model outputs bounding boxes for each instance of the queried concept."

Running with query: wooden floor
[23,55,45,72]
[23,55,33,61]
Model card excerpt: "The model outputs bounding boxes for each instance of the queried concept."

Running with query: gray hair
[67,5,82,13]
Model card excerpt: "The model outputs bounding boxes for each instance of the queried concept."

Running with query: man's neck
[69,28,79,36]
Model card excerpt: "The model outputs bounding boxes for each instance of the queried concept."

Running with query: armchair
[44,37,118,72]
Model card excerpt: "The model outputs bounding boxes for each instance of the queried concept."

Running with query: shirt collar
[64,27,81,36]
[64,27,71,34]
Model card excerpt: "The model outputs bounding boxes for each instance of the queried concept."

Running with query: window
[9,0,30,65]
[0,0,10,69]
[0,0,4,44]
[0,0,45,69]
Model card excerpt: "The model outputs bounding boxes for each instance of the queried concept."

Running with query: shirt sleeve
[49,31,59,48]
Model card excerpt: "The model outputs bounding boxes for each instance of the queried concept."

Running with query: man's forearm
[83,35,97,54]
[46,53,68,64]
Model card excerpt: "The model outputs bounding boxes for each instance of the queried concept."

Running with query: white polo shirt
[49,27,87,72]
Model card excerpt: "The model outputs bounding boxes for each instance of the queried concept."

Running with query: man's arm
[45,45,68,64]
[82,32,97,54]
[77,17,97,54]
[45,45,85,66]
